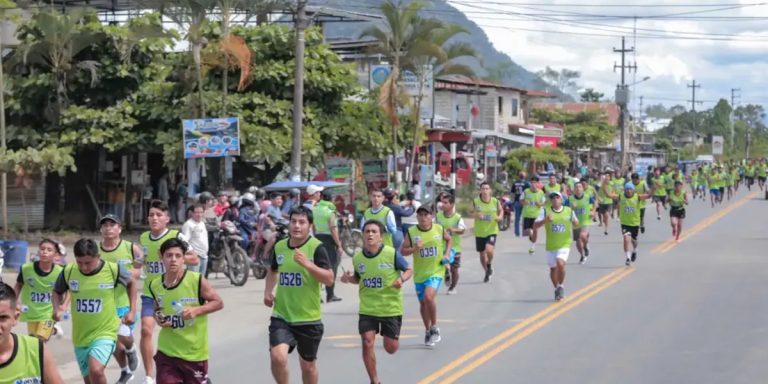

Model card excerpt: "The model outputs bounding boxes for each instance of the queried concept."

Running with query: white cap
[307,184,324,195]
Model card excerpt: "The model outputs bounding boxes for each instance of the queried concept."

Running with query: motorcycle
[249,222,289,280]
[499,196,513,231]
[338,210,362,257]
[207,221,250,287]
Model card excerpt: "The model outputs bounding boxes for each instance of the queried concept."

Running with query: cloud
[450,0,768,108]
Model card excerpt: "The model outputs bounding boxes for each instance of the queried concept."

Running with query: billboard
[712,135,724,155]
[183,117,241,158]
[369,64,434,124]
[534,126,563,149]
[362,159,389,191]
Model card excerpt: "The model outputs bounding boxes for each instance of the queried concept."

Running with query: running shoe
[53,323,64,337]
[425,330,434,346]
[604,231,608,235]
[326,296,342,303]
[430,326,442,344]
[528,246,535,254]
[557,286,565,301]
[585,246,590,257]
[447,288,457,295]
[483,269,491,283]
[625,258,631,266]
[117,371,134,384]
[631,251,637,262]
[487,265,494,277]
[657,216,661,220]
[143,378,156,384]
[126,348,139,372]
[579,255,588,265]
[640,226,645,234]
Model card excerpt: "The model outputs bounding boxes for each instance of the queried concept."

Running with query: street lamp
[628,76,651,87]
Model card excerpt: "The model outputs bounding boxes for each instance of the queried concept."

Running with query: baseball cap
[624,182,635,190]
[306,184,324,195]
[416,205,433,214]
[549,191,563,199]
[99,214,121,225]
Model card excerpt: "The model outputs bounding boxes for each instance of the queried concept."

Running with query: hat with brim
[549,191,563,199]
[416,206,433,214]
[99,214,121,225]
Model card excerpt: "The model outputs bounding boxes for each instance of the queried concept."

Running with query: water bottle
[172,301,193,326]
[62,310,70,321]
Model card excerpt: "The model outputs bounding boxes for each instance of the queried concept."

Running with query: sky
[448,0,768,115]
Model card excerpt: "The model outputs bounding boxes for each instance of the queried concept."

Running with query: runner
[340,220,412,384]
[139,200,197,384]
[14,239,65,342]
[708,167,723,208]
[597,172,614,235]
[725,166,735,201]
[361,189,397,249]
[745,160,755,191]
[52,238,138,384]
[98,214,143,384]
[472,182,502,282]
[602,182,655,266]
[436,194,465,295]
[650,167,668,220]
[149,238,224,384]
[690,168,700,199]
[401,206,453,346]
[312,191,344,303]
[265,206,334,384]
[757,159,767,191]
[669,181,689,242]
[569,182,595,264]
[610,169,626,220]
[0,282,65,383]
[533,191,578,301]
[543,174,563,210]
[696,166,708,201]
[521,177,545,254]
[631,173,649,234]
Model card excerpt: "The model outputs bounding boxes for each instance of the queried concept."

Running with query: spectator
[237,194,259,251]
[181,204,209,276]
[282,188,301,217]
[213,191,230,217]
[304,184,324,209]
[400,191,421,234]
[383,188,414,258]
[510,171,530,237]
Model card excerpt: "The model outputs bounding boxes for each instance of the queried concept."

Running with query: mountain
[313,0,562,96]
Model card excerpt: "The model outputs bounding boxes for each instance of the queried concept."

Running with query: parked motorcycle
[339,210,362,257]
[499,196,512,231]
[207,221,249,287]
[249,222,289,280]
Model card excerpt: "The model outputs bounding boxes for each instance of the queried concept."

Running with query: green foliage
[579,88,604,102]
[529,108,614,150]
[654,136,673,152]
[0,146,76,176]
[536,66,580,95]
[504,147,571,170]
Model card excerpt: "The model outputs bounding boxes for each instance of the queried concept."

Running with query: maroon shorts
[155,350,208,383]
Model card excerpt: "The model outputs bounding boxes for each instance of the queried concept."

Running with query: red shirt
[213,202,229,216]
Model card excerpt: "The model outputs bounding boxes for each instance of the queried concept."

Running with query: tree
[579,88,604,102]
[537,66,580,95]
[361,0,426,188]
[484,61,514,83]
[504,147,571,173]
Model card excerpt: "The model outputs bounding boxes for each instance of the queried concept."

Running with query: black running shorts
[475,235,497,252]
[358,314,403,340]
[670,207,686,219]
[621,225,639,240]
[269,317,324,362]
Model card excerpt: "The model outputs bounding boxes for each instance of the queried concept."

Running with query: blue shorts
[116,306,138,332]
[710,188,721,196]
[141,295,156,318]
[414,276,443,301]
[74,339,116,377]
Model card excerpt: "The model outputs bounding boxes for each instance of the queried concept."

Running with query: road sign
[712,135,724,155]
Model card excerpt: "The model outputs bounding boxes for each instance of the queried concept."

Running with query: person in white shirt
[400,191,421,234]
[181,203,209,276]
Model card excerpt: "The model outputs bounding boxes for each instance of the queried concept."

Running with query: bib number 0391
[75,298,103,313]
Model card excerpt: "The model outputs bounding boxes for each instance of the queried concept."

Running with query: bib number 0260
[75,298,103,313]
[279,272,303,287]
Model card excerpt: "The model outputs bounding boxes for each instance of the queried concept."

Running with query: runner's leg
[361,331,379,384]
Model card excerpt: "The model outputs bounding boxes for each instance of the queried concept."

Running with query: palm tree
[361,0,426,189]
[402,20,478,184]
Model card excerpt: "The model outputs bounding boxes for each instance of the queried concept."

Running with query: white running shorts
[546,248,570,268]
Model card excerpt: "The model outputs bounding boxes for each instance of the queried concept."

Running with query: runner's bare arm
[400,232,414,256]
[184,278,223,319]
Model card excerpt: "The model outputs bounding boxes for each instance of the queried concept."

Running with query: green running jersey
[363,207,393,247]
[407,224,446,283]
[521,189,545,219]
[436,211,462,253]
[19,262,62,322]
[353,246,404,317]
[473,197,499,238]
[99,240,135,309]
[149,271,209,362]
[619,194,642,227]
[544,207,574,251]
[272,237,324,324]
[0,334,42,383]
[63,261,121,347]
[139,229,180,294]
[569,194,593,228]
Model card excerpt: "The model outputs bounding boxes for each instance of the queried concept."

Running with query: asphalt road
[23,185,768,383]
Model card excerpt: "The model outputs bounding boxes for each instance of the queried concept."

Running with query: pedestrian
[436,194,465,295]
[401,206,453,347]
[472,182,502,283]
[149,238,224,384]
[383,188,415,259]
[182,204,210,276]
[340,220,412,384]
[522,177,546,254]
[264,206,334,384]
[534,191,579,301]
[304,184,324,209]
[14,239,65,342]
[282,188,301,217]
[0,282,65,383]
[400,191,421,235]
[312,190,344,303]
[138,200,198,384]
[53,238,138,384]
[98,214,143,384]
[213,191,230,217]
[510,171,530,237]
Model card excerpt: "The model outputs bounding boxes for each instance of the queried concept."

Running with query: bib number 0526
[279,272,303,287]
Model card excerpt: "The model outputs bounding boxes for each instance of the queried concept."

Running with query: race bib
[146,261,165,274]
[30,292,52,303]
[551,224,566,233]
[419,246,438,258]
[278,272,303,287]
[75,298,103,313]
[362,277,384,289]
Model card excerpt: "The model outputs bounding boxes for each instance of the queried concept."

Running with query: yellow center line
[439,268,636,384]
[653,191,757,254]
[416,267,627,384]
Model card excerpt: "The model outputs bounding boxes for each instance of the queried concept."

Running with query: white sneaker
[53,323,64,337]
[447,288,457,295]
[528,246,535,254]
[144,377,156,384]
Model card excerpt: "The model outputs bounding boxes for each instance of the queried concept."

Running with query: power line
[444,1,767,8]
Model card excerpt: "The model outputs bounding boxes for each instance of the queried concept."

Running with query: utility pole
[0,31,7,237]
[730,88,740,147]
[289,0,309,181]
[614,36,636,171]
[687,80,701,137]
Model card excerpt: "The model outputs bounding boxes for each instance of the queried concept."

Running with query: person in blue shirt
[510,172,530,237]
[383,189,414,257]
[237,195,259,250]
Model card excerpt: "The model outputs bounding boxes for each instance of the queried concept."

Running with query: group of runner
[1,158,765,384]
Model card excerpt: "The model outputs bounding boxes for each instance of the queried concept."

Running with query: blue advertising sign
[183,117,241,159]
